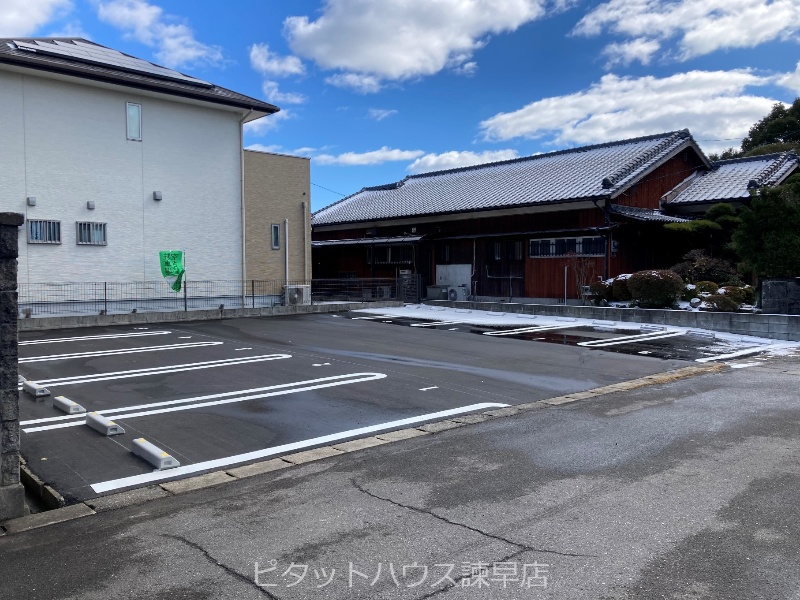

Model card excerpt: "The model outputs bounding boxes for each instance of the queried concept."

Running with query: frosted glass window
[126,102,142,140]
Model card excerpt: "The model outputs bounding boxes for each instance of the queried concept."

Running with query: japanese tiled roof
[0,38,278,116]
[609,205,690,223]
[664,152,799,205]
[312,130,704,226]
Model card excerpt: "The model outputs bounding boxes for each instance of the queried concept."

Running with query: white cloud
[314,146,425,166]
[368,108,398,121]
[48,20,89,38]
[285,0,564,91]
[453,61,479,76]
[245,143,283,153]
[480,70,782,154]
[0,0,72,36]
[602,38,660,67]
[262,81,306,104]
[97,0,223,69]
[325,72,382,93]
[574,0,800,64]
[246,144,316,156]
[243,109,291,136]
[249,43,305,77]
[779,61,800,94]
[408,150,520,174]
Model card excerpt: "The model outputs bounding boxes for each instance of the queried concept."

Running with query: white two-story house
[0,38,279,284]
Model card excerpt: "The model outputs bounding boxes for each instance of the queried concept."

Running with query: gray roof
[665,152,799,205]
[0,38,278,117]
[313,130,705,226]
[609,205,690,223]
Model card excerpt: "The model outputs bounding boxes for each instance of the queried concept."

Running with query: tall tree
[732,182,800,276]
[741,98,800,153]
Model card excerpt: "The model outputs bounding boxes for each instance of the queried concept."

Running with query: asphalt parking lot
[18,311,729,503]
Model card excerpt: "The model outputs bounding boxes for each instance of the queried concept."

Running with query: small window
[76,222,107,246]
[271,224,280,250]
[512,240,524,261]
[126,102,142,141]
[27,219,61,244]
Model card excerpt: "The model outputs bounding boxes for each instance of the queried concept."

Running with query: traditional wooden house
[311,131,798,302]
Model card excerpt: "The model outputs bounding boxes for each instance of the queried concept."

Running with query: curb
[2,363,725,535]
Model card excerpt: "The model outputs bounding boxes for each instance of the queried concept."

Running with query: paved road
[17,314,687,501]
[2,352,799,599]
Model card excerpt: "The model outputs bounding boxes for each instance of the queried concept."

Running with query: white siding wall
[0,69,243,284]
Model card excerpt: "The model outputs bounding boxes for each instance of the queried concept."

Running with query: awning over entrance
[609,205,690,223]
[312,235,423,247]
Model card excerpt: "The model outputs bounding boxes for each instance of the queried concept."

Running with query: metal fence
[17,278,403,318]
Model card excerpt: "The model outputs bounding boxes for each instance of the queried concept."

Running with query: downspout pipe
[302,201,309,280]
[593,198,612,280]
[239,109,253,305]
[285,218,290,284]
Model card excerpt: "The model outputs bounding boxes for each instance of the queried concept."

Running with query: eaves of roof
[0,38,279,116]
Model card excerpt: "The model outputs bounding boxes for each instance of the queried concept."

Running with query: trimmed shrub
[669,250,737,283]
[627,270,685,308]
[718,286,746,304]
[694,281,720,295]
[681,283,697,302]
[700,294,740,312]
[611,275,632,301]
[589,280,612,305]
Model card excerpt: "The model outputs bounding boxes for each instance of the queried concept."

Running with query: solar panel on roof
[12,39,212,87]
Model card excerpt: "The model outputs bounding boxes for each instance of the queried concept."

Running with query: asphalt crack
[163,533,280,599]
[351,478,596,560]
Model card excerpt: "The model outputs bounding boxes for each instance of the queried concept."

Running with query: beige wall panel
[244,150,311,281]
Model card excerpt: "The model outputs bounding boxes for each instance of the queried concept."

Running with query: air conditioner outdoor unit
[284,285,311,306]
[447,285,468,301]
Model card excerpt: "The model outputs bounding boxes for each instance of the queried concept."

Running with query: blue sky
[4,0,800,211]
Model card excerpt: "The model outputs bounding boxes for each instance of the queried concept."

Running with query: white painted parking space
[21,373,388,433]
[410,321,464,327]
[19,331,173,345]
[482,324,578,336]
[19,341,223,363]
[89,402,510,494]
[17,354,291,390]
[577,330,685,347]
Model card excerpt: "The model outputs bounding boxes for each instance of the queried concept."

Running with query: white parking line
[19,331,172,345]
[19,342,223,363]
[695,344,788,363]
[578,331,684,347]
[17,354,291,390]
[22,373,387,433]
[482,324,576,336]
[410,321,464,327]
[89,402,509,493]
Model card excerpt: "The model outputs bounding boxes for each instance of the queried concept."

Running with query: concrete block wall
[430,300,800,341]
[0,212,25,521]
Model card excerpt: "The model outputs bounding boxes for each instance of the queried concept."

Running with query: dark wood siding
[613,150,705,210]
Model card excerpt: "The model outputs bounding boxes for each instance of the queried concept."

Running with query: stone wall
[760,278,800,316]
[0,212,24,520]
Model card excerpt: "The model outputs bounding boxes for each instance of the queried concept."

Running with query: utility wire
[311,182,348,196]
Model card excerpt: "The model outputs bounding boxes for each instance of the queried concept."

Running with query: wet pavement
[346,313,780,362]
[17,313,687,503]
